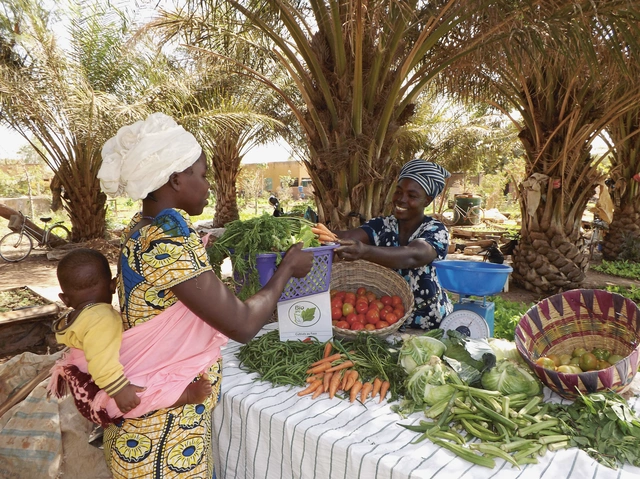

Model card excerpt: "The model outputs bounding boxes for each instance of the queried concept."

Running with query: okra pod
[513,443,542,462]
[470,443,520,469]
[501,438,536,452]
[469,394,518,431]
[460,418,504,442]
[517,418,559,437]
[518,396,542,416]
[547,441,569,451]
[428,428,466,445]
[432,439,496,468]
[538,435,570,445]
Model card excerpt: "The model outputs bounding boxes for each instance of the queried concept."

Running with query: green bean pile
[237,331,325,387]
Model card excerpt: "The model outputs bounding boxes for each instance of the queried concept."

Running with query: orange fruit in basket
[375,320,390,329]
[385,313,398,324]
[364,323,375,331]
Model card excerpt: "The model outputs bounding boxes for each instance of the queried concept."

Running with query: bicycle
[0,212,71,262]
[440,201,485,227]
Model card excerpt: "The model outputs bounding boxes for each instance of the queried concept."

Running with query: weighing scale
[433,260,513,339]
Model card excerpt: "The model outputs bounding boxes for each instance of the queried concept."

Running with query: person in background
[49,248,216,426]
[330,159,453,330]
[95,112,313,478]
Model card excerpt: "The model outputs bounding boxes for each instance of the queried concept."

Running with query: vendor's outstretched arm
[335,237,437,270]
[171,243,313,343]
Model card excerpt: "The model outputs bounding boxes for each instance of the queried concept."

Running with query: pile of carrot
[310,223,339,244]
[298,341,390,403]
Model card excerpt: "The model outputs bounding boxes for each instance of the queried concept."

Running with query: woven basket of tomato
[330,260,414,339]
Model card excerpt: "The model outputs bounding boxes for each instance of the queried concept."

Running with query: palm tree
[141,4,296,227]
[160,0,515,228]
[601,109,640,260]
[600,34,640,260]
[455,1,640,293]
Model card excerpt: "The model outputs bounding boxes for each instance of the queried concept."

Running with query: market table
[212,327,640,479]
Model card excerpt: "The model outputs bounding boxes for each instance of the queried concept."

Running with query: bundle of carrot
[310,223,338,244]
[298,341,392,404]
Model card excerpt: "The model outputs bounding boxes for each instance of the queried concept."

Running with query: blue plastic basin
[433,260,513,296]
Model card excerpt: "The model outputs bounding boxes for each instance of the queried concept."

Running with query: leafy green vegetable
[487,338,524,363]
[440,331,495,386]
[490,296,533,340]
[206,214,318,300]
[398,335,447,373]
[405,356,462,406]
[480,359,541,396]
[549,391,640,469]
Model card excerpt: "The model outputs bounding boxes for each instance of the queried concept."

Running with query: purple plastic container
[254,244,339,301]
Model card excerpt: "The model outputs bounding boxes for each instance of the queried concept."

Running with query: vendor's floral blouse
[360,215,453,330]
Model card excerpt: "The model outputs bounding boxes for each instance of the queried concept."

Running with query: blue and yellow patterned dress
[103,208,222,478]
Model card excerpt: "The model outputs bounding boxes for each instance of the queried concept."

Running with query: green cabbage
[399,335,447,373]
[487,338,524,364]
[406,356,461,406]
[481,359,541,396]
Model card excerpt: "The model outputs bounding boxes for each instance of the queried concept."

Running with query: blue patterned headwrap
[398,160,451,198]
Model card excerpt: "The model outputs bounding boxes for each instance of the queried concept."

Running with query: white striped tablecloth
[212,328,640,479]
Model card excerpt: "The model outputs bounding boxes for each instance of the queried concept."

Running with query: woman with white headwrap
[95,113,313,478]
[333,159,453,330]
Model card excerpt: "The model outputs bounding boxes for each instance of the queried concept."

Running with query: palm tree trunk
[212,182,240,228]
[57,167,106,242]
[602,200,640,260]
[512,169,592,294]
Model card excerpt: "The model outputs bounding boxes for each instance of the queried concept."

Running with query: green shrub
[592,259,640,280]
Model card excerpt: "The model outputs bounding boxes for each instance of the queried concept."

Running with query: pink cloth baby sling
[48,300,228,427]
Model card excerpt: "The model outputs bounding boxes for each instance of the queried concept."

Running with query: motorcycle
[268,194,318,223]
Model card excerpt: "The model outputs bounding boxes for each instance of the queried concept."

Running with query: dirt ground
[1,249,638,306]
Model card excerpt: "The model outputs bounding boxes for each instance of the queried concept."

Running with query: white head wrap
[398,160,451,198]
[98,112,202,200]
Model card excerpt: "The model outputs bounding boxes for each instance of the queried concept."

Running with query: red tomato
[356,313,366,324]
[335,320,350,329]
[366,292,377,303]
[332,320,339,326]
[344,292,357,305]
[364,323,376,331]
[345,312,358,325]
[385,313,398,324]
[393,306,405,317]
[356,287,367,296]
[331,306,343,320]
[355,301,369,314]
[342,303,354,316]
[335,291,346,301]
[375,320,390,329]
[330,297,343,309]
[365,308,380,324]
[373,300,385,311]
[379,309,388,321]
[351,321,365,331]
[380,295,392,306]
[391,295,403,306]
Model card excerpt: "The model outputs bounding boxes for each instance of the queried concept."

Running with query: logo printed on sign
[288,300,321,327]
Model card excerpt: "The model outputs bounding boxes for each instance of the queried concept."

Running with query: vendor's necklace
[139,212,155,221]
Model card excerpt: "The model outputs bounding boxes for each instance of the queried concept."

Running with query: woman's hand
[334,238,366,261]
[280,242,314,278]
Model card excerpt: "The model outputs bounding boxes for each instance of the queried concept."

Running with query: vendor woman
[332,159,453,330]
